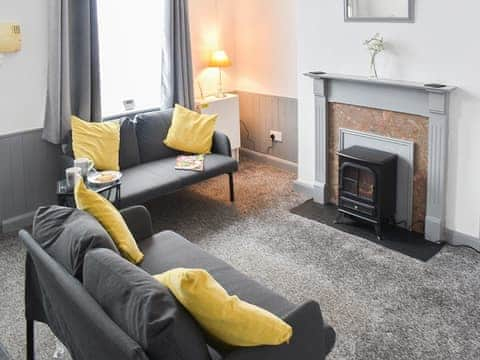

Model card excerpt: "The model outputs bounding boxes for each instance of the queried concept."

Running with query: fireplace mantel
[303,72,456,243]
[305,72,456,93]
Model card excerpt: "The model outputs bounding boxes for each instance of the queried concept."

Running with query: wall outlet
[269,130,283,142]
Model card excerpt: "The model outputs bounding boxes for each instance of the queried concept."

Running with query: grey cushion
[62,118,141,170]
[32,206,119,281]
[83,249,211,360]
[120,155,238,207]
[139,231,295,318]
[22,231,149,360]
[135,109,179,163]
[119,118,141,169]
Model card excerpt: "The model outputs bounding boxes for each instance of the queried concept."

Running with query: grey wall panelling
[238,91,298,163]
[0,129,62,232]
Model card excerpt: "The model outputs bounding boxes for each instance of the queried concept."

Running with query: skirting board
[240,148,298,173]
[293,179,318,198]
[294,179,480,251]
[446,229,480,252]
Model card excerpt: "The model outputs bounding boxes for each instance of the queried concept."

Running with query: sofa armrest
[224,301,334,360]
[120,206,154,242]
[211,131,232,157]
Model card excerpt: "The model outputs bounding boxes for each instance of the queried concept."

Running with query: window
[97,0,163,118]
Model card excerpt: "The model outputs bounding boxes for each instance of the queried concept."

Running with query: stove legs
[334,212,345,225]
[334,211,384,241]
[374,223,383,241]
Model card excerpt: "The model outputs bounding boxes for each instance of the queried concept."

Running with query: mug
[65,167,82,191]
[74,158,93,178]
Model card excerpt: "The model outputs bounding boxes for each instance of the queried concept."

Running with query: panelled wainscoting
[0,129,62,233]
[237,91,298,165]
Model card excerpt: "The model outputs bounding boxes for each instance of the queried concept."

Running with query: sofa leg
[26,319,34,360]
[228,173,235,202]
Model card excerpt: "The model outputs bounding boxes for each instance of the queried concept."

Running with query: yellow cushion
[154,268,292,347]
[74,179,144,264]
[164,104,217,154]
[71,116,120,171]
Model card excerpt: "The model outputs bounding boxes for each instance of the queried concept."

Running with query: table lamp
[209,50,232,98]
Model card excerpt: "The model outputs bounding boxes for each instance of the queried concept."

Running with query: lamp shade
[208,50,232,68]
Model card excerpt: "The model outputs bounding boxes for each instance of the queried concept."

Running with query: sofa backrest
[20,230,149,360]
[83,249,212,360]
[63,109,178,169]
[135,109,180,163]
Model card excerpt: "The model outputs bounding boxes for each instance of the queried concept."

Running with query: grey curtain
[160,0,195,110]
[43,0,102,144]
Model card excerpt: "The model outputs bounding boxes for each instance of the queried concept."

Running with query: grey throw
[43,0,102,144]
[161,0,195,110]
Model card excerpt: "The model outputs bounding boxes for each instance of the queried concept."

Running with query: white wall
[297,0,480,237]
[0,0,48,135]
[189,0,236,98]
[233,0,297,98]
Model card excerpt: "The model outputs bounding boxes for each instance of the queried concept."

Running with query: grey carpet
[1,158,480,359]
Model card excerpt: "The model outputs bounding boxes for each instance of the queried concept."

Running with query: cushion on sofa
[83,249,211,360]
[155,268,293,347]
[32,206,119,281]
[119,155,238,208]
[139,231,296,318]
[119,118,141,169]
[135,109,180,163]
[71,116,121,171]
[75,180,144,264]
[63,118,141,170]
[164,104,218,154]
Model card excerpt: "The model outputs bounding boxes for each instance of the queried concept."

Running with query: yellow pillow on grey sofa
[74,179,144,264]
[164,104,217,154]
[71,115,120,171]
[155,268,292,347]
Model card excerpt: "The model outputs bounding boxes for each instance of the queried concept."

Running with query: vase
[369,53,378,79]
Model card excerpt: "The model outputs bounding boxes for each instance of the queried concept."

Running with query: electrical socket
[269,130,283,142]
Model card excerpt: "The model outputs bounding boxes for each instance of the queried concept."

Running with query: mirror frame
[344,0,415,23]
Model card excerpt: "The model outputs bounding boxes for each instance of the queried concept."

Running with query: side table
[56,179,121,208]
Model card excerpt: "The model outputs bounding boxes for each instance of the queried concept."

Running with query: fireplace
[337,146,397,240]
[301,72,456,242]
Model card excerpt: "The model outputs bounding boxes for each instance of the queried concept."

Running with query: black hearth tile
[291,200,444,262]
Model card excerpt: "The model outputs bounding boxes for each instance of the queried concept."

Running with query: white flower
[364,33,384,54]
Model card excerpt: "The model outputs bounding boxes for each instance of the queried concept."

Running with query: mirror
[345,0,414,22]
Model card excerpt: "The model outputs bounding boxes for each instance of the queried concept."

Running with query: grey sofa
[62,109,238,206]
[21,205,336,360]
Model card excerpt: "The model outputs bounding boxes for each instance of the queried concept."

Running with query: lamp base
[215,91,227,98]
[215,67,227,98]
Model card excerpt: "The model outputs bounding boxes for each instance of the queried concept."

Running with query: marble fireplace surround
[303,72,456,243]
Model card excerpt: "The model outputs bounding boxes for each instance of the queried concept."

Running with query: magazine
[175,155,205,172]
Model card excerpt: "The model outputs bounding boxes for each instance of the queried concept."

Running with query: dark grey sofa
[62,109,239,206]
[21,206,336,360]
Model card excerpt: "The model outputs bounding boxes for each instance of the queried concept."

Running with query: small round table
[56,179,121,208]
